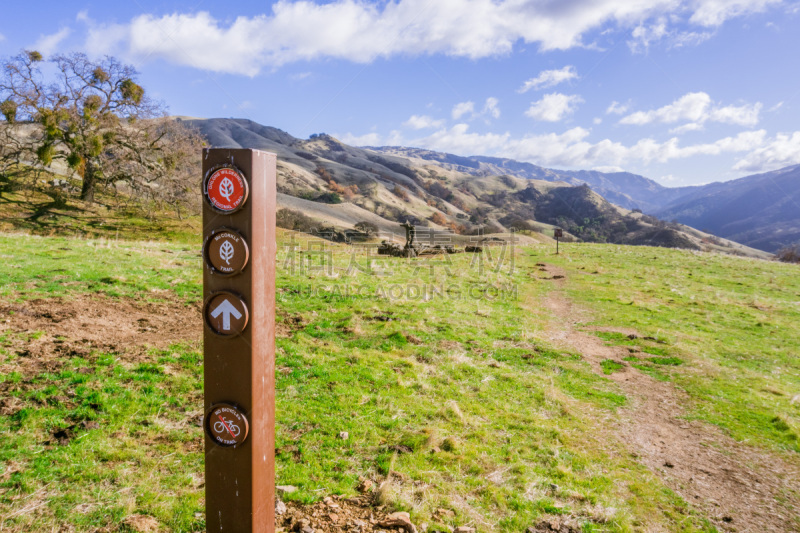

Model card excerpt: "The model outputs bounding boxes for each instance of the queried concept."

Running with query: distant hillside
[367,147,800,253]
[655,164,800,252]
[185,118,769,258]
[369,146,698,212]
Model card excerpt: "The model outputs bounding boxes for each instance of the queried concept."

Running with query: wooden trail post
[202,149,277,532]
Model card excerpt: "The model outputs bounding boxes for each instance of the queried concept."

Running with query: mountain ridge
[655,164,800,252]
[183,118,773,258]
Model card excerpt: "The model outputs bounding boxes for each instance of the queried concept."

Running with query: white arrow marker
[210,299,242,331]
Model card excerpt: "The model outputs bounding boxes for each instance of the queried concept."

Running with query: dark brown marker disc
[204,228,249,276]
[205,404,249,447]
[203,291,249,336]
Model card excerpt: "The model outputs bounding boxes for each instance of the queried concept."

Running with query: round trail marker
[204,165,249,213]
[204,291,249,336]
[204,228,249,276]
[205,404,249,447]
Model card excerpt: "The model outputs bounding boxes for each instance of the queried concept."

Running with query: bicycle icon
[214,417,241,437]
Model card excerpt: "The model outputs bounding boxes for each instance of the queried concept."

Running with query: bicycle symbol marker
[206,404,249,447]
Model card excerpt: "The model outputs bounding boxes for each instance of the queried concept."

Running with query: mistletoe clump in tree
[0,49,201,210]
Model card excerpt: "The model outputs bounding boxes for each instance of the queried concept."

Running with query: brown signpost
[554,228,563,254]
[202,149,276,532]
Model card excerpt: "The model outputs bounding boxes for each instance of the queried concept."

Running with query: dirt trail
[539,264,800,532]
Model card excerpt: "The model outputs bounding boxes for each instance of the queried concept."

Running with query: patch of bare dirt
[277,310,307,338]
[539,264,800,532]
[0,294,201,393]
[117,514,161,532]
[278,493,397,533]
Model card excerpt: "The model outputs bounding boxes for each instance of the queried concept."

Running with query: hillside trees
[0,50,201,210]
[777,244,800,263]
[354,221,378,237]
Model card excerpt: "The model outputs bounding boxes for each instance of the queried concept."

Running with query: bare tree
[0,50,201,209]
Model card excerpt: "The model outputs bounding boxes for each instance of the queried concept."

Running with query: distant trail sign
[202,149,277,532]
[554,228,563,254]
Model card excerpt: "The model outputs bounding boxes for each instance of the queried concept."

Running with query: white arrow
[210,299,242,331]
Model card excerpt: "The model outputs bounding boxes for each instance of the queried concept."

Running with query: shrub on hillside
[276,208,317,233]
[429,212,448,226]
[499,214,537,232]
[392,185,410,202]
[315,192,342,204]
[777,244,800,263]
[354,221,378,237]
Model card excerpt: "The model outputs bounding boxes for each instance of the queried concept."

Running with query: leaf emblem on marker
[219,177,234,202]
[219,240,235,265]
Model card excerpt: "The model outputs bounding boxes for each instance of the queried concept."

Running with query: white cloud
[342,124,774,170]
[689,0,783,26]
[33,27,72,56]
[768,102,784,112]
[74,0,784,74]
[628,18,714,52]
[483,97,500,119]
[606,101,630,115]
[290,72,312,81]
[452,101,474,120]
[525,93,583,122]
[620,92,761,128]
[593,117,603,125]
[518,65,577,93]
[732,131,800,171]
[403,114,445,130]
[343,122,800,177]
[338,132,384,146]
[450,98,500,122]
[0,33,5,43]
[628,18,669,53]
[669,123,704,134]
[592,165,625,173]
[417,123,512,156]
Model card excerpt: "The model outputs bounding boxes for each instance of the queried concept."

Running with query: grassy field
[0,229,797,532]
[546,245,800,454]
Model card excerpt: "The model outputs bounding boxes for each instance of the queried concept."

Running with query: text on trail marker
[204,228,250,276]
[204,166,249,213]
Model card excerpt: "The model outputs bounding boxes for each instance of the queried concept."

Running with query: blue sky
[2,0,800,187]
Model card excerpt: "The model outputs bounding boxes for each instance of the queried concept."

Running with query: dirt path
[539,265,800,533]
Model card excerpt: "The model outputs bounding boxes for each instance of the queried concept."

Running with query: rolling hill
[654,164,800,252]
[367,147,800,253]
[184,118,769,258]
[369,146,698,212]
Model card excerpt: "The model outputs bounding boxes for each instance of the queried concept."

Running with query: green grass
[0,344,205,531]
[0,234,202,303]
[600,360,626,375]
[0,231,730,531]
[547,244,800,453]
